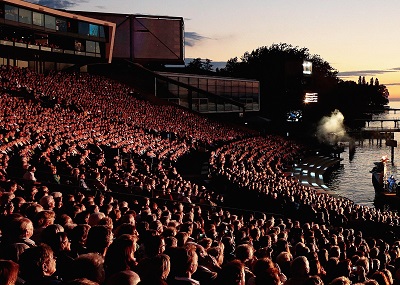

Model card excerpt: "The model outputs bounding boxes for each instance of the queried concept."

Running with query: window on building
[89,24,99,37]
[19,8,32,24]
[78,22,89,36]
[86,40,95,53]
[74,39,84,51]
[4,5,18,22]
[56,18,67,32]
[99,26,105,38]
[33,12,44,26]
[45,14,56,30]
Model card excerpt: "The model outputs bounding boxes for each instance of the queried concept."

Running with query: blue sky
[26,0,400,98]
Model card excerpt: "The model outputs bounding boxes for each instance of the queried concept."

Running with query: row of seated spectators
[0,36,60,48]
[209,137,400,240]
[0,65,398,285]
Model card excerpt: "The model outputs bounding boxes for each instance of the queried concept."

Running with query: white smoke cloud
[316,109,348,145]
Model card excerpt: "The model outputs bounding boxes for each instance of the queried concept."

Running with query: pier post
[386,140,397,165]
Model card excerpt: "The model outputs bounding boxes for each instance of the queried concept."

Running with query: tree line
[154,43,389,128]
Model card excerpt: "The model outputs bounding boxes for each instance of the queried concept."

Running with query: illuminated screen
[304,92,318,103]
[303,61,312,75]
[89,24,99,37]
[286,110,303,122]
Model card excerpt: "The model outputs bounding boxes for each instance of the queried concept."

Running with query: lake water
[325,99,400,209]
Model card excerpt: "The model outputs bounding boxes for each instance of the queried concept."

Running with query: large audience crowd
[0,65,400,285]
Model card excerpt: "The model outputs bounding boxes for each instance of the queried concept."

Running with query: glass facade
[157,73,260,113]
[55,18,67,32]
[0,4,107,59]
[44,14,56,29]
[4,4,17,21]
[32,12,44,26]
[18,8,31,24]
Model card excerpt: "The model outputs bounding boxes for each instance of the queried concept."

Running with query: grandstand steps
[175,149,210,180]
[201,161,210,177]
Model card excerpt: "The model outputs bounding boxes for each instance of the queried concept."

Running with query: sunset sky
[27,0,400,100]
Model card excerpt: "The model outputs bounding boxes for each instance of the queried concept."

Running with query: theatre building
[0,0,115,71]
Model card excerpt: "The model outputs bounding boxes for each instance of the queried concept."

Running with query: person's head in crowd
[71,253,105,284]
[318,248,329,267]
[34,210,56,229]
[251,256,277,276]
[40,223,64,245]
[25,185,39,202]
[113,223,137,239]
[207,245,224,267]
[0,259,19,285]
[104,234,138,279]
[137,254,170,285]
[109,208,122,224]
[302,275,323,285]
[198,237,213,250]
[100,204,113,217]
[10,196,25,213]
[329,276,352,285]
[294,242,310,257]
[142,232,166,258]
[9,217,35,246]
[275,238,291,257]
[55,214,75,229]
[37,186,50,200]
[380,268,393,284]
[86,225,113,257]
[70,224,91,256]
[336,258,352,279]
[22,202,43,221]
[175,231,190,247]
[39,195,56,211]
[370,270,390,285]
[87,204,100,214]
[45,231,71,257]
[165,236,178,250]
[215,259,245,285]
[168,245,198,281]
[5,181,18,194]
[290,255,310,280]
[88,212,106,227]
[62,278,99,285]
[75,211,90,225]
[105,270,140,285]
[98,217,114,230]
[0,192,15,214]
[19,244,58,283]
[355,256,370,277]
[118,213,136,226]
[149,220,163,235]
[235,243,255,266]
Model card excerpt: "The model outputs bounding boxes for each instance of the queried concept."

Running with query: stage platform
[291,155,342,194]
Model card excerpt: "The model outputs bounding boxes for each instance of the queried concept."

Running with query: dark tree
[215,42,389,128]
[185,58,214,74]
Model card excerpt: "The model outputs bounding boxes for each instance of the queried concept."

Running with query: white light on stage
[304,92,318,103]
[303,61,312,75]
